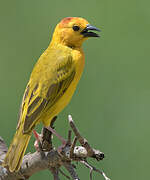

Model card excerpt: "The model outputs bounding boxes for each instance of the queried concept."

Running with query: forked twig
[0,115,110,180]
[80,160,111,180]
[68,115,104,160]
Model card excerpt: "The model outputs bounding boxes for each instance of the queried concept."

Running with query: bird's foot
[45,126,67,145]
[45,126,67,153]
[33,130,42,152]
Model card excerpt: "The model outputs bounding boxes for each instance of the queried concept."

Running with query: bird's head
[51,17,101,48]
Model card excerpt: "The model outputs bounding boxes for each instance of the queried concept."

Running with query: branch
[80,160,111,180]
[0,115,110,180]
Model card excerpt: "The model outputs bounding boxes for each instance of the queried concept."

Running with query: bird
[3,17,100,172]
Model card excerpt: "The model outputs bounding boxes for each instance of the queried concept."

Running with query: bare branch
[41,116,57,151]
[45,126,66,145]
[0,115,110,180]
[63,162,80,180]
[68,115,104,160]
[59,168,71,179]
[68,115,96,156]
[67,130,72,146]
[0,137,8,165]
[80,160,111,180]
[49,167,60,180]
[70,137,77,159]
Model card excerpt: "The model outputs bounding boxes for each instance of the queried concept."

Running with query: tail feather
[3,127,31,172]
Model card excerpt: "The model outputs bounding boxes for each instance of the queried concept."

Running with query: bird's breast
[42,48,85,125]
[54,48,84,110]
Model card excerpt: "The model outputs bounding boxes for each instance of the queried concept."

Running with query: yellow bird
[3,17,100,172]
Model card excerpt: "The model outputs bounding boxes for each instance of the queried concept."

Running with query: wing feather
[17,55,75,133]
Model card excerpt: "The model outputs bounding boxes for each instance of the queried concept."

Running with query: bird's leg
[45,126,69,154]
[33,130,42,151]
[45,126,67,146]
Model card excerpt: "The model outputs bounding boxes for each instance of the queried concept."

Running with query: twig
[70,137,77,159]
[63,162,80,180]
[67,130,72,146]
[68,115,104,160]
[68,115,85,145]
[80,160,111,180]
[0,115,110,180]
[41,116,57,151]
[45,126,66,145]
[0,137,8,165]
[59,168,71,179]
[68,115,95,156]
[49,167,60,180]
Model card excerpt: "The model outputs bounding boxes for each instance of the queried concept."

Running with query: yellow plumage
[3,17,100,172]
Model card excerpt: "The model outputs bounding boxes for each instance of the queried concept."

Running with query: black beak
[81,24,101,37]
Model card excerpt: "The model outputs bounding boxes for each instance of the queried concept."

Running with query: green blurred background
[0,0,149,179]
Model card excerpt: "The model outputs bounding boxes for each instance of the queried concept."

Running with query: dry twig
[80,160,111,180]
[0,115,110,180]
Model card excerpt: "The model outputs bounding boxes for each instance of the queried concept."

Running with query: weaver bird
[3,17,100,172]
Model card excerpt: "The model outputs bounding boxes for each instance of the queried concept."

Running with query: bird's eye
[72,25,80,31]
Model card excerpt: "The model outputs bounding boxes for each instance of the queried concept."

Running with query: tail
[3,126,31,172]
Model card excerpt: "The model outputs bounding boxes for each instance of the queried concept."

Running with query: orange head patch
[50,17,100,48]
[58,17,89,29]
